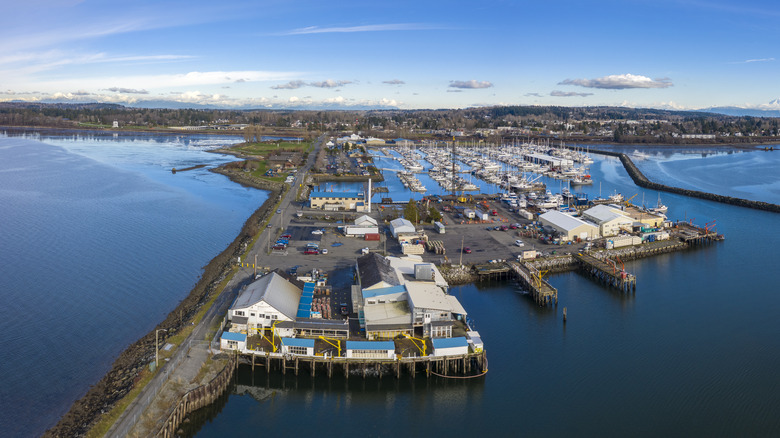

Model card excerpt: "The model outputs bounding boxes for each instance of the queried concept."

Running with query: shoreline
[44,138,773,436]
[44,165,285,437]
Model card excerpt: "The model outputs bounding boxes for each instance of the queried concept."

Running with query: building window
[259,314,265,319]
[250,313,256,317]
[288,346,308,355]
[227,340,238,349]
[234,311,245,316]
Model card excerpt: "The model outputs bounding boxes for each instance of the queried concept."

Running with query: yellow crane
[403,333,428,356]
[318,336,343,357]
[253,320,280,352]
[624,193,638,207]
[531,267,549,290]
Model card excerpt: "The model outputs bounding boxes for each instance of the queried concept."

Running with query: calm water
[192,146,780,437]
[0,131,268,438]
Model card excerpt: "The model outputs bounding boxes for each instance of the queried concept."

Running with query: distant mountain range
[698,100,780,117]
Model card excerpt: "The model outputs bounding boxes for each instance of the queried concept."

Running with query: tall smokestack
[367,178,372,213]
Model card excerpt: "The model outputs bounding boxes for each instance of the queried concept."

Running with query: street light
[156,328,168,369]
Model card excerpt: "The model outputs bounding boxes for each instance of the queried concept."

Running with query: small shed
[280,337,315,356]
[345,340,396,359]
[466,331,484,353]
[220,332,247,351]
[432,337,469,357]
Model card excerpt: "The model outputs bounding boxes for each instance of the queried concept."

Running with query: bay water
[191,145,780,437]
[0,131,268,437]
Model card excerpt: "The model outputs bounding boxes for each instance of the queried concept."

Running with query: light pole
[156,328,168,369]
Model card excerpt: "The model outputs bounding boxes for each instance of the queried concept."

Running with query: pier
[574,252,636,293]
[238,350,488,379]
[506,261,558,306]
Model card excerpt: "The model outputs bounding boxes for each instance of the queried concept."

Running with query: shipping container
[364,233,380,241]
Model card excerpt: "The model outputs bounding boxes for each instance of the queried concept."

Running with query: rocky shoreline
[44,167,284,438]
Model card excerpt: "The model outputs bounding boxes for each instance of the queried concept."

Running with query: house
[309,191,368,212]
[582,205,633,237]
[538,210,599,241]
[345,340,396,359]
[220,332,246,351]
[229,272,302,333]
[432,337,469,357]
[280,337,315,356]
[274,319,350,339]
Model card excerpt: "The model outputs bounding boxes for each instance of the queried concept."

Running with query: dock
[574,252,636,292]
[238,350,487,379]
[506,261,558,306]
[673,221,724,245]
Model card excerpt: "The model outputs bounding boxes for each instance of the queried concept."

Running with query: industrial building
[309,191,369,212]
[582,205,634,237]
[538,210,599,241]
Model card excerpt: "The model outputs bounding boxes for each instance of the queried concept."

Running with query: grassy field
[231,140,311,156]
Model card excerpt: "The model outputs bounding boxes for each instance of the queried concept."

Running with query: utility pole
[459,236,464,266]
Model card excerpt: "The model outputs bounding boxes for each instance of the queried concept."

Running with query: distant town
[2,101,780,145]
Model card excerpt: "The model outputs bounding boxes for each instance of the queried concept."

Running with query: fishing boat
[649,194,668,214]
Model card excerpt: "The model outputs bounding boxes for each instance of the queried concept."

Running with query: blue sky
[2,0,779,110]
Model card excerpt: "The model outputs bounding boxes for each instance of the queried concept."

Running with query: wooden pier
[506,261,558,306]
[673,222,724,245]
[240,350,488,379]
[574,252,636,292]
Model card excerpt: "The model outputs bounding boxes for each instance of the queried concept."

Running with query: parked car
[463,247,472,254]
[281,233,292,239]
[515,240,525,247]
[320,248,328,255]
[276,209,282,214]
[361,247,370,254]
[311,229,323,235]
[304,248,319,255]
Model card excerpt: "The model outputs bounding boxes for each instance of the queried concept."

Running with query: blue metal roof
[303,282,315,292]
[362,285,406,298]
[221,332,247,342]
[295,282,315,319]
[346,340,395,351]
[281,337,315,348]
[432,337,468,349]
[296,309,311,319]
[299,296,313,305]
[310,191,363,199]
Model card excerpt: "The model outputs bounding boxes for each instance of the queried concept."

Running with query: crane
[705,220,717,234]
[318,336,342,357]
[624,193,638,207]
[403,333,428,356]
[254,320,280,352]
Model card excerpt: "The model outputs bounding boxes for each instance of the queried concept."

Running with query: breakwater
[580,146,780,213]
[44,168,284,438]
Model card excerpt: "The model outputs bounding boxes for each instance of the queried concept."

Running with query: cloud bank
[550,90,593,97]
[449,80,493,89]
[559,74,672,89]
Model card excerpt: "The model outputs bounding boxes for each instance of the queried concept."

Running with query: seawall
[581,146,780,213]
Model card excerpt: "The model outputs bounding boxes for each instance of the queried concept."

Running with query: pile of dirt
[44,166,284,437]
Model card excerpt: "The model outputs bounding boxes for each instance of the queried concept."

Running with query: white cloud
[29,70,299,92]
[550,90,593,97]
[271,80,306,90]
[449,80,493,89]
[106,87,149,94]
[310,79,352,88]
[280,23,440,35]
[559,74,672,89]
[729,57,775,64]
[382,79,405,85]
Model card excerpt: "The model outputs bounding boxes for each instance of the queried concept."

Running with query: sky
[1,0,779,111]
